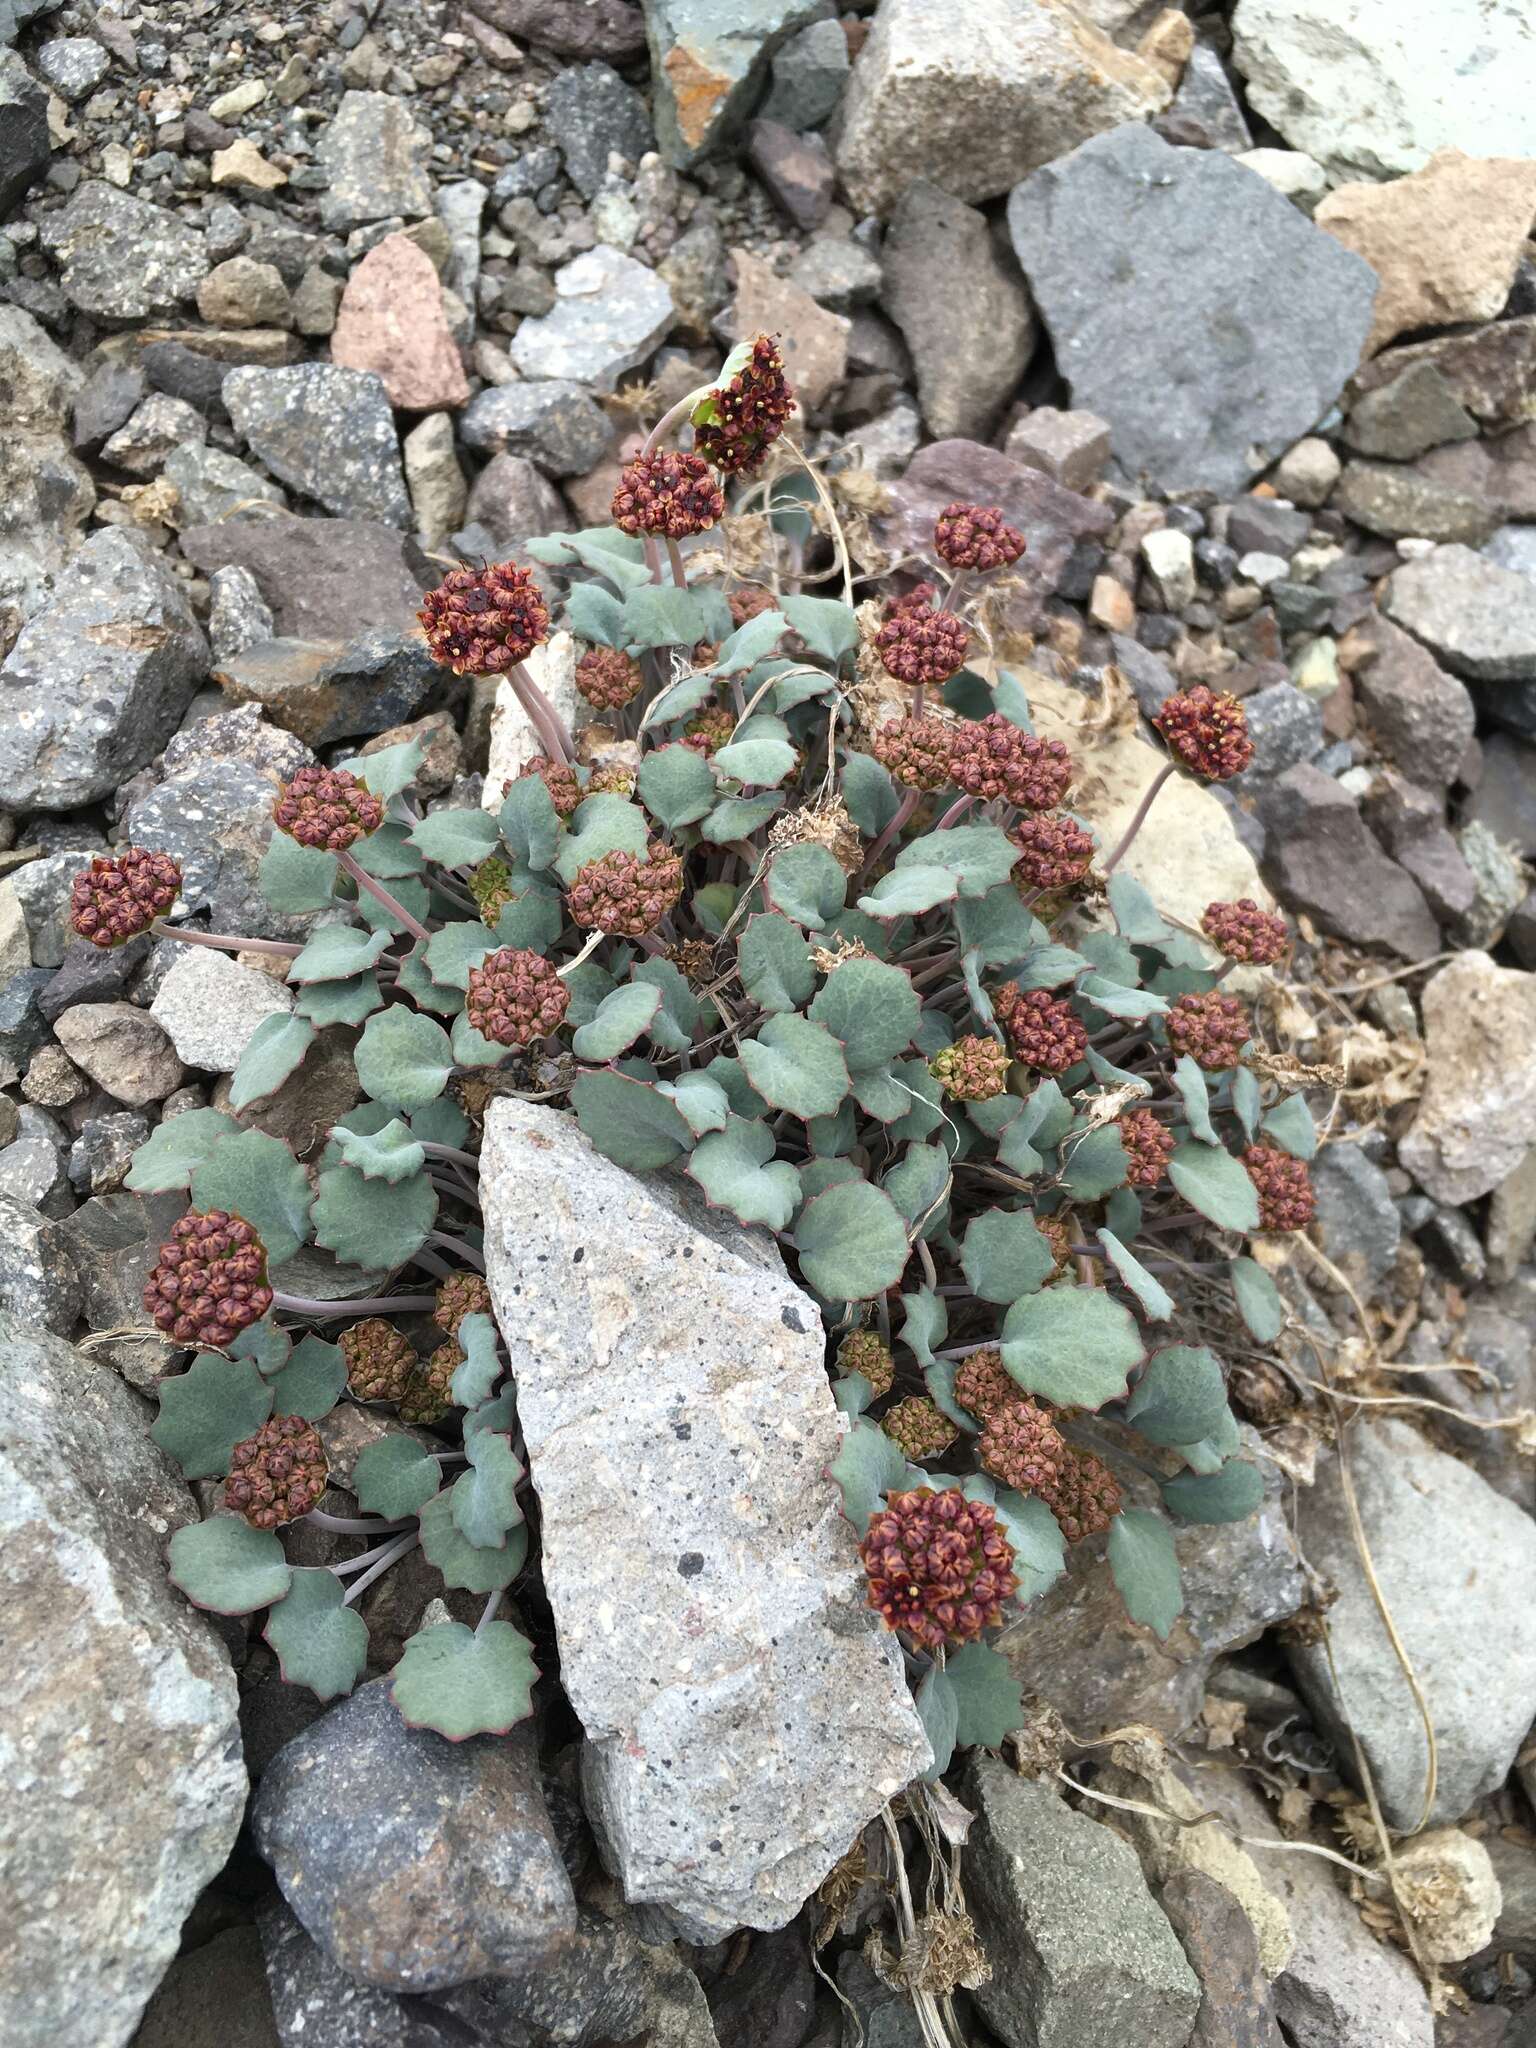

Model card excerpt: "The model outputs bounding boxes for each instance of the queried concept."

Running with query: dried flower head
[465,946,571,1047]
[692,333,795,477]
[933,502,1027,572]
[587,763,636,796]
[576,645,645,712]
[1202,898,1289,966]
[400,1343,460,1427]
[882,1394,959,1462]
[978,1398,1069,1496]
[1010,813,1094,893]
[1044,1448,1123,1544]
[680,704,736,757]
[870,716,955,792]
[1243,1143,1315,1232]
[340,1318,416,1403]
[1154,686,1254,781]
[930,1034,1011,1102]
[70,846,181,948]
[728,584,777,626]
[469,856,515,929]
[1166,990,1251,1071]
[568,843,684,937]
[876,601,969,688]
[272,764,383,853]
[612,449,725,537]
[225,1416,329,1530]
[992,984,1087,1075]
[434,1271,493,1336]
[144,1210,273,1349]
[419,561,550,675]
[837,1330,895,1398]
[1118,1107,1175,1190]
[515,753,583,820]
[1037,1213,1072,1279]
[953,1346,1016,1424]
[949,715,1073,811]
[859,1488,1018,1652]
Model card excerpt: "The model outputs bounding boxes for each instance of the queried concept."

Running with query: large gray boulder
[0,304,95,619]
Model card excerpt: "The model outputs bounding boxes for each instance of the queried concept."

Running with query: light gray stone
[1007,124,1378,497]
[0,304,96,620]
[1335,462,1497,547]
[459,378,614,476]
[315,91,433,231]
[36,33,108,97]
[478,1098,930,1938]
[1384,544,1536,684]
[223,364,409,527]
[0,1189,80,1331]
[11,849,97,968]
[69,1110,151,1196]
[1310,1141,1400,1287]
[644,0,827,169]
[787,235,883,312]
[207,564,277,665]
[164,442,286,528]
[401,412,467,550]
[150,945,296,1074]
[760,15,849,130]
[101,393,207,478]
[54,1002,183,1108]
[0,1314,246,2048]
[1400,950,1536,1206]
[1005,406,1113,494]
[1343,362,1479,463]
[39,181,207,322]
[507,246,674,393]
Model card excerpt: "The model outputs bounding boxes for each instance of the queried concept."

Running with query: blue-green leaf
[311,1163,437,1269]
[125,1106,240,1192]
[451,1430,524,1549]
[945,1639,1026,1748]
[152,1351,272,1478]
[1230,1256,1284,1342]
[1098,1228,1175,1321]
[764,842,846,928]
[228,1013,318,1113]
[353,1434,441,1519]
[332,1117,425,1184]
[390,1618,537,1739]
[288,924,392,985]
[796,1180,908,1301]
[738,912,816,1014]
[1107,1509,1183,1637]
[1125,1344,1229,1445]
[1001,1288,1144,1410]
[827,1417,906,1534]
[1162,1459,1264,1524]
[570,1069,694,1170]
[263,1568,369,1701]
[572,981,663,1062]
[168,1516,290,1615]
[1168,1142,1260,1232]
[739,1014,850,1120]
[267,1332,347,1420]
[190,1128,312,1266]
[1261,1093,1316,1160]
[960,1209,1055,1305]
[686,1115,800,1230]
[355,1007,454,1112]
[637,743,718,829]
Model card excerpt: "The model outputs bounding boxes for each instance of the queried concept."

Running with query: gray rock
[643,0,827,169]
[0,1117,68,1209]
[54,1002,183,1107]
[459,380,613,476]
[1155,42,1253,152]
[545,60,652,198]
[508,245,674,393]
[258,1894,460,2048]
[212,629,438,748]
[224,365,410,527]
[179,512,427,640]
[787,236,882,312]
[36,33,108,98]
[1335,461,1497,546]
[880,179,1036,444]
[1158,1869,1283,2048]
[1483,523,1536,585]
[0,49,49,214]
[1259,763,1440,957]
[208,564,278,665]
[0,1185,80,1329]
[1349,611,1474,789]
[40,181,207,322]
[132,1925,280,2048]
[197,254,292,330]
[0,1314,246,2048]
[1007,125,1378,497]
[55,1188,185,1388]
[316,91,433,231]
[1310,1141,1401,1287]
[435,179,486,307]
[150,945,296,1074]
[760,15,849,130]
[1292,1416,1536,1828]
[1454,816,1526,947]
[71,360,146,454]
[0,528,208,813]
[1385,544,1536,684]
[401,413,467,550]
[744,117,834,232]
[1229,682,1325,788]
[1344,362,1479,463]
[1465,732,1536,858]
[69,1109,151,1196]
[1361,770,1477,925]
[964,1756,1201,2048]
[1227,498,1312,559]
[253,1682,575,1993]
[1401,949,1536,1204]
[1006,406,1113,495]
[462,454,569,555]
[12,849,97,968]
[0,304,96,618]
[840,399,922,482]
[478,1099,930,1938]
[0,967,52,1089]
[835,1953,923,2048]
[164,441,286,527]
[101,392,208,478]
[1270,436,1340,509]
[709,1922,815,2048]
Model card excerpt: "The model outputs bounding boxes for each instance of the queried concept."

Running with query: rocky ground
[2,0,1536,2045]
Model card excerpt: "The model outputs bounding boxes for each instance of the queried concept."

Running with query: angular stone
[1310,1141,1401,1290]
[179,512,428,640]
[1466,733,1536,859]
[964,1757,1201,2048]
[212,628,438,747]
[463,453,569,554]
[1351,317,1536,436]
[163,443,287,530]
[1335,460,1496,546]
[722,247,847,413]
[197,255,292,331]
[1343,362,1479,463]
[475,0,647,59]
[508,244,673,393]
[0,1314,246,2048]
[460,378,614,476]
[1154,41,1253,153]
[55,1188,186,1389]
[1271,436,1340,508]
[315,90,433,232]
[330,233,469,412]
[1260,763,1440,956]
[1400,949,1536,1205]
[1288,1417,1536,1828]
[478,1098,930,1937]
[0,967,51,1088]
[761,15,849,129]
[70,1110,151,1197]
[1348,610,1474,787]
[745,117,833,232]
[133,1925,280,2048]
[150,945,296,1074]
[54,1003,183,1108]
[257,1896,427,2048]
[835,0,1171,218]
[1384,544,1536,684]
[546,58,653,197]
[1006,407,1113,494]
[40,181,207,322]
[1361,769,1477,925]
[1235,145,1328,212]
[1007,125,1377,497]
[224,364,410,527]
[101,392,208,477]
[879,179,1035,444]
[0,304,97,618]
[1159,1869,1285,2048]
[644,0,827,169]
[402,413,468,550]
[0,528,208,814]
[12,848,101,970]
[0,1189,80,1331]
[0,49,49,215]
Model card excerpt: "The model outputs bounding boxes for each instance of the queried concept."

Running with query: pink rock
[331,234,469,411]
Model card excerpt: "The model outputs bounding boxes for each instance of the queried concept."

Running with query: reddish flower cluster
[1166,989,1251,1071]
[949,715,1073,811]
[876,601,970,688]
[1243,1143,1315,1232]
[576,645,645,711]
[465,945,571,1047]
[70,846,181,948]
[435,1271,492,1335]
[692,333,795,476]
[930,1034,1011,1102]
[992,984,1087,1075]
[680,704,736,757]
[568,844,684,936]
[870,716,955,792]
[400,1346,459,1426]
[272,765,383,853]
[419,561,550,675]
[933,502,1027,572]
[612,449,725,538]
[1010,812,1094,892]
[340,1318,416,1403]
[1118,1107,1175,1190]
[837,1330,894,1397]
[978,1398,1069,1496]
[516,753,583,820]
[882,1394,958,1461]
[727,584,777,626]
[226,1416,329,1529]
[144,1210,273,1349]
[860,1488,1018,1652]
[1202,898,1289,965]
[1047,1449,1123,1544]
[1154,686,1254,781]
[953,1347,1016,1424]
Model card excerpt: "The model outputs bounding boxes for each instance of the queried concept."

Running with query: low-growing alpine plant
[76,332,1317,1765]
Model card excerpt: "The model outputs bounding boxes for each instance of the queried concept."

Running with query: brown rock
[1412,424,1536,524]
[1159,1871,1286,2048]
[1317,150,1536,356]
[1350,315,1536,433]
[196,256,292,331]
[211,138,286,191]
[1090,572,1137,634]
[357,710,461,797]
[1346,611,1474,789]
[331,232,470,411]
[1137,6,1194,87]
[53,1003,183,1108]
[722,247,847,413]
[743,118,833,233]
[474,0,644,60]
[179,511,427,639]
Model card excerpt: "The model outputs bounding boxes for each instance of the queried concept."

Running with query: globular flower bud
[576,645,645,712]
[469,856,515,929]
[1166,989,1251,1071]
[837,1330,894,1398]
[225,1415,329,1529]
[70,846,181,948]
[859,1488,1018,1652]
[588,763,636,796]
[1202,898,1289,966]
[881,1395,958,1462]
[1044,1448,1123,1544]
[949,714,1073,811]
[692,333,795,477]
[612,449,725,538]
[465,946,571,1047]
[419,561,550,676]
[568,844,683,937]
[680,705,736,758]
[979,1398,1069,1496]
[339,1318,416,1403]
[1118,1107,1175,1190]
[1154,686,1254,781]
[992,984,1087,1075]
[876,601,969,688]
[953,1346,1016,1424]
[400,1343,460,1426]
[930,1034,1011,1102]
[434,1271,493,1336]
[870,716,955,792]
[1243,1143,1315,1232]
[728,584,776,627]
[272,764,383,852]
[1037,1213,1072,1279]
[933,502,1027,572]
[515,753,583,821]
[144,1210,273,1349]
[886,581,941,617]
[1010,813,1094,893]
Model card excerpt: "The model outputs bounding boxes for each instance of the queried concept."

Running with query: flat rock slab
[1400,949,1536,1206]
[644,0,825,169]
[179,513,428,640]
[1007,123,1377,498]
[150,944,295,1075]
[507,244,674,394]
[39,179,206,322]
[330,232,469,412]
[479,1098,929,1937]
[1384,544,1536,684]
[224,364,411,528]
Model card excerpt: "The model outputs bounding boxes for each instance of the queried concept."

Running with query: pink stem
[153,921,302,959]
[1103,762,1176,876]
[857,787,920,878]
[665,537,688,589]
[273,1291,436,1319]
[511,660,575,766]
[335,849,431,942]
[934,795,975,831]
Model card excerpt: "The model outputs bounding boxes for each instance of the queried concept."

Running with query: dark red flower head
[514,753,583,819]
[272,765,383,852]
[144,1210,273,1349]
[870,716,955,792]
[70,846,180,948]
[1010,812,1094,892]
[1118,1107,1175,1190]
[876,601,969,688]
[953,1347,1016,1425]
[1154,686,1254,781]
[680,705,736,758]
[1165,989,1251,1071]
[728,584,777,626]
[1243,1143,1315,1232]
[225,1416,328,1529]
[837,1330,894,1397]
[612,449,725,538]
[692,333,795,477]
[1202,898,1289,966]
[568,843,684,937]
[859,1487,1018,1652]
[933,502,1027,572]
[419,561,550,676]
[885,581,941,617]
[465,946,571,1047]
[882,1395,958,1462]
[576,645,645,712]
[930,1034,1011,1101]
[949,714,1073,811]
[992,984,1087,1075]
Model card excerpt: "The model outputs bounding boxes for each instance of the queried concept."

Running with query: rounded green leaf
[631,958,699,1054]
[809,957,920,1072]
[780,593,858,661]
[686,1116,801,1230]
[168,1515,291,1615]
[260,834,338,912]
[450,1312,501,1408]
[353,1434,442,1519]
[288,924,392,985]
[153,1352,272,1479]
[343,734,425,799]
[497,766,563,871]
[840,749,900,836]
[826,1416,907,1534]
[228,1013,319,1113]
[637,743,718,829]
[451,1431,525,1550]
[988,1486,1067,1605]
[125,1106,240,1193]
[1098,1228,1175,1322]
[763,842,847,928]
[856,865,958,919]
[355,1007,454,1113]
[738,1014,850,1121]
[1107,1509,1183,1639]
[738,912,816,1014]
[796,1180,909,1302]
[570,1070,694,1171]
[295,973,385,1028]
[267,1332,347,1421]
[408,806,500,866]
[1060,1124,1130,1200]
[1260,1093,1317,1160]
[1162,1459,1265,1524]
[418,1490,528,1593]
[572,981,663,1062]
[895,823,1017,898]
[333,1117,426,1185]
[960,1209,1056,1306]
[311,1163,437,1270]
[390,1618,538,1741]
[1230,1257,1284,1342]
[553,794,650,884]
[230,1320,292,1376]
[917,1665,958,1781]
[944,1639,1026,1749]
[1001,1288,1145,1410]
[263,1567,369,1701]
[1125,1345,1229,1446]
[190,1127,313,1266]
[1168,1141,1261,1233]
[423,920,498,991]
